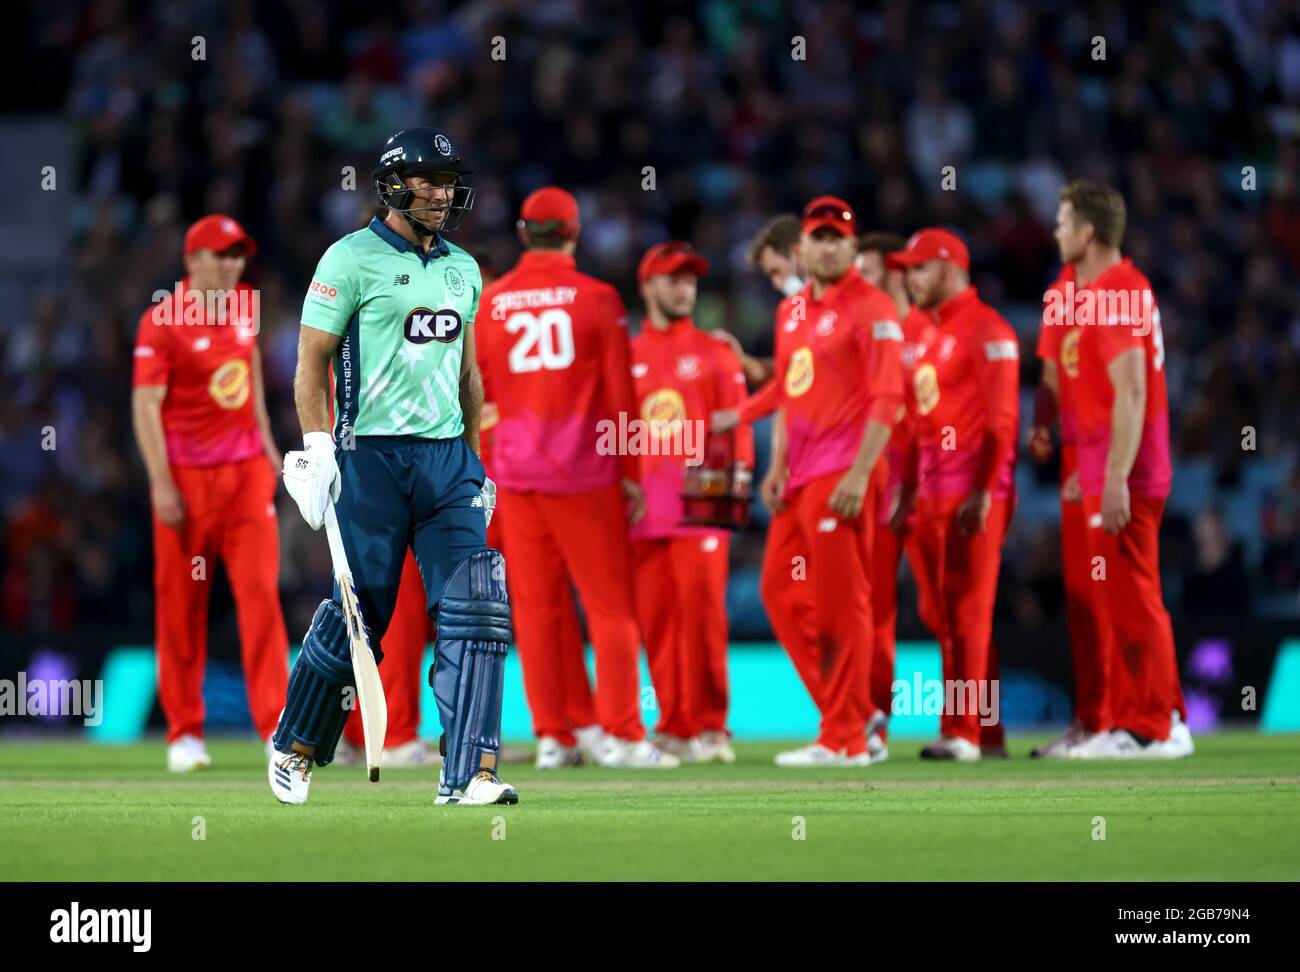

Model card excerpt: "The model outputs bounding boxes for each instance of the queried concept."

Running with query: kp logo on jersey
[405,306,462,344]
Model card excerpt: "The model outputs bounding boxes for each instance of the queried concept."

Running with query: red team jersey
[131,279,262,467]
[1036,263,1080,445]
[775,271,904,491]
[1071,259,1172,497]
[909,287,1020,499]
[628,318,754,539]
[477,251,639,493]
[887,306,938,487]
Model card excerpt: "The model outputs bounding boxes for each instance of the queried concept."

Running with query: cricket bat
[324,503,387,782]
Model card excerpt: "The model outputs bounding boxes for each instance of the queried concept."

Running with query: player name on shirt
[489,287,579,316]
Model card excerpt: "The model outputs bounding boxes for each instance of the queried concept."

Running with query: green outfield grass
[2,732,1297,881]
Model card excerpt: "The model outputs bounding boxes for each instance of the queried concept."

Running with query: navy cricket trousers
[333,435,489,654]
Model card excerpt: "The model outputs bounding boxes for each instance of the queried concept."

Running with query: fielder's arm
[459,322,484,457]
[251,345,281,469]
[131,384,183,527]
[1105,348,1145,486]
[295,325,342,437]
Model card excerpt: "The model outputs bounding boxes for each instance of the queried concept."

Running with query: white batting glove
[480,476,497,528]
[282,431,341,531]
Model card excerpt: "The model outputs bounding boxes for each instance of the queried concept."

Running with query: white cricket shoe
[774,743,843,768]
[920,736,981,762]
[1156,711,1195,759]
[694,731,737,764]
[865,710,889,763]
[600,737,681,768]
[1069,728,1126,759]
[535,736,580,770]
[1032,722,1092,758]
[435,768,519,805]
[383,739,438,768]
[167,734,212,773]
[269,750,313,805]
[1074,713,1195,760]
[332,736,362,767]
[654,734,695,761]
[574,724,606,764]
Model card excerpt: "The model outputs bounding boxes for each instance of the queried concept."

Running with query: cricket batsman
[888,229,1017,762]
[267,127,517,806]
[761,197,904,767]
[131,214,288,772]
[630,242,754,764]
[1051,179,1192,759]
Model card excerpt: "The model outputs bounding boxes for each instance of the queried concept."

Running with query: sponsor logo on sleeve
[872,320,903,342]
[309,279,339,305]
[984,339,1019,361]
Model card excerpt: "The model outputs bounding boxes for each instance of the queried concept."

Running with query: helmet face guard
[374,169,476,234]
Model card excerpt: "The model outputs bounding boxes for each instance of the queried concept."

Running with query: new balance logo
[394,274,410,286]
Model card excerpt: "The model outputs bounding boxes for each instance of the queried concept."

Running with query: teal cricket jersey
[301,217,482,441]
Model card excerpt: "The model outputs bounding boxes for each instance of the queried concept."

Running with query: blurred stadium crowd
[3,0,1299,640]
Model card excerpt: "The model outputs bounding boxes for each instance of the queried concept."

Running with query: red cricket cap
[184,214,256,258]
[886,228,969,271]
[637,241,710,284]
[518,186,580,237]
[801,195,857,237]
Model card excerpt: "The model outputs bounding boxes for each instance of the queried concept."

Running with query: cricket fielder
[888,229,1018,762]
[131,214,288,772]
[854,231,939,762]
[268,127,517,806]
[630,242,754,764]
[477,187,672,768]
[711,214,806,432]
[760,197,904,767]
[1051,180,1192,759]
[477,247,603,771]
[1028,261,1115,757]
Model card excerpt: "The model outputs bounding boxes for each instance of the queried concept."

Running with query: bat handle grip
[323,503,352,577]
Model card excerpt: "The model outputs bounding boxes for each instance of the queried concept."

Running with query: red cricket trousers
[500,484,643,742]
[153,455,288,742]
[870,519,938,738]
[632,534,731,738]
[343,550,427,750]
[1060,445,1112,732]
[342,504,596,750]
[761,465,885,756]
[1081,494,1186,741]
[913,495,1009,747]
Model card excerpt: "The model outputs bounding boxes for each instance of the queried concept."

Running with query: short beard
[651,294,686,322]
